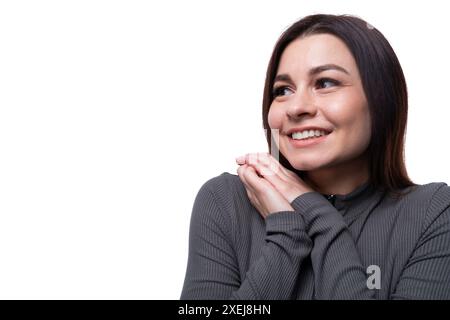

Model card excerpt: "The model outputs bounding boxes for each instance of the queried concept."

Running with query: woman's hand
[236,152,314,218]
[236,163,295,219]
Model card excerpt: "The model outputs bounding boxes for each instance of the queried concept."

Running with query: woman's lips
[287,133,330,148]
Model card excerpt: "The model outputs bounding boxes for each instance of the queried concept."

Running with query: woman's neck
[304,153,369,196]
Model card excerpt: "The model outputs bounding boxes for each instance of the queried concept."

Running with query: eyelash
[272,78,341,97]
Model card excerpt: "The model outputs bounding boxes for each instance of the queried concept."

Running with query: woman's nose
[286,88,317,119]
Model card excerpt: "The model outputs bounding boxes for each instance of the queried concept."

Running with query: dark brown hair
[262,14,417,197]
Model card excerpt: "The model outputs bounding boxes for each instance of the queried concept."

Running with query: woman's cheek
[267,106,283,129]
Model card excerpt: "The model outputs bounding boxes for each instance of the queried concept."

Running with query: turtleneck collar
[320,180,373,211]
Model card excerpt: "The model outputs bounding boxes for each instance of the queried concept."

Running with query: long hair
[262,14,417,197]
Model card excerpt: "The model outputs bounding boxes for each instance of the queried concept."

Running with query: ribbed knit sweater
[180,172,450,299]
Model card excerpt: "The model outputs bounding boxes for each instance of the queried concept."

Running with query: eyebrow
[274,64,350,84]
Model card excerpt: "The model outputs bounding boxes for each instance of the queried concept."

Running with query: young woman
[180,14,450,299]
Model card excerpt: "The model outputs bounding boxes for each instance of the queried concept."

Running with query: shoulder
[195,172,255,229]
[195,171,249,216]
[420,182,450,225]
[394,182,450,231]
[409,181,449,197]
[199,171,245,200]
[400,182,450,208]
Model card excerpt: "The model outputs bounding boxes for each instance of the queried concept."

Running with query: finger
[241,164,273,194]
[245,165,293,210]
[239,164,293,216]
[242,153,276,175]
[259,152,292,177]
[236,153,263,166]
[244,153,288,187]
[246,188,261,209]
[238,165,263,207]
[235,155,246,165]
[237,164,257,194]
[245,186,268,218]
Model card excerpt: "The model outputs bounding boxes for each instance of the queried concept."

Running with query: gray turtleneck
[180,172,450,299]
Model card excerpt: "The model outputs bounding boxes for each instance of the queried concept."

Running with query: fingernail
[235,156,245,163]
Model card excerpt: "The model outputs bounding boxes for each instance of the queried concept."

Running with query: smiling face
[268,33,371,179]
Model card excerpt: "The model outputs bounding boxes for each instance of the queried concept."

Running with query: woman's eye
[316,78,340,89]
[272,79,340,97]
[272,86,293,97]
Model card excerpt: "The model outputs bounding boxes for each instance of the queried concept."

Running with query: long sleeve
[291,186,450,300]
[180,181,313,300]
[391,184,450,299]
[291,192,375,299]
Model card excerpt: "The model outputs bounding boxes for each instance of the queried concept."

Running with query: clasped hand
[236,152,313,219]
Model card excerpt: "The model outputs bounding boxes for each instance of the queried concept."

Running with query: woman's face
[268,33,371,173]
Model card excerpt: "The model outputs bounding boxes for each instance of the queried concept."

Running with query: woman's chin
[287,160,324,172]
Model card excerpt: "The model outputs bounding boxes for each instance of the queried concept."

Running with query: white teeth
[291,130,328,140]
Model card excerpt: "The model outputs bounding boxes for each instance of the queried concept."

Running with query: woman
[180,14,450,299]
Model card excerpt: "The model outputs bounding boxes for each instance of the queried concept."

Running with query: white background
[0,0,448,299]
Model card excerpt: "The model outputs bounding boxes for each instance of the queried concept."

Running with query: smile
[290,129,328,140]
[287,131,331,148]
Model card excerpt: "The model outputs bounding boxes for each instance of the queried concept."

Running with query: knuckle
[269,164,279,174]
[257,152,266,163]
[248,153,258,165]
